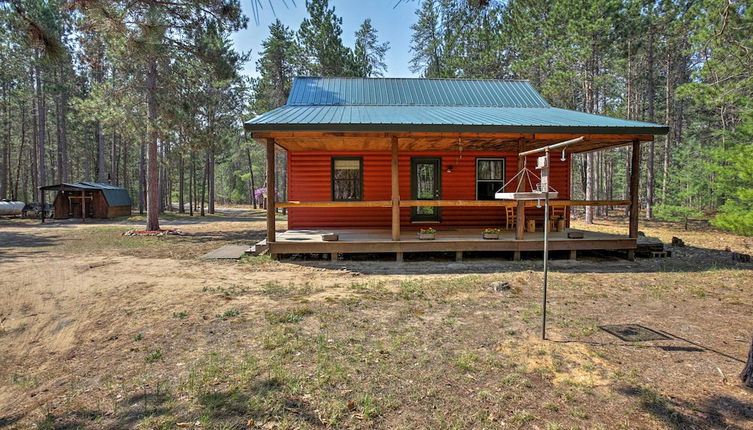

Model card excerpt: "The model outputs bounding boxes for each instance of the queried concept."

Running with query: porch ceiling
[252,131,653,153]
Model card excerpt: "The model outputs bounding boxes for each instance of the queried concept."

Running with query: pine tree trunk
[1,82,8,198]
[645,21,655,220]
[158,137,164,213]
[56,62,68,184]
[661,55,671,203]
[31,117,37,200]
[139,142,145,214]
[30,70,38,202]
[201,150,208,216]
[179,155,185,213]
[742,333,753,388]
[189,151,195,216]
[83,124,91,182]
[110,131,117,184]
[208,148,215,214]
[585,153,594,224]
[606,155,613,213]
[122,137,128,192]
[145,58,160,230]
[14,101,27,200]
[94,121,103,182]
[166,142,172,211]
[34,58,46,197]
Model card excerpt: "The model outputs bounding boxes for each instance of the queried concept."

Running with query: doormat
[599,324,671,342]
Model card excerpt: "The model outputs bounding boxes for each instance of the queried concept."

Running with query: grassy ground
[0,209,752,429]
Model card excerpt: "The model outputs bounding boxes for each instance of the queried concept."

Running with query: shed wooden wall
[287,151,570,230]
[52,190,131,219]
[107,206,132,218]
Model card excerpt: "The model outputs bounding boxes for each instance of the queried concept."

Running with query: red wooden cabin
[245,77,667,261]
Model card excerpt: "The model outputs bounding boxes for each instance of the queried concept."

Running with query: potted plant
[417,227,436,240]
[482,227,501,240]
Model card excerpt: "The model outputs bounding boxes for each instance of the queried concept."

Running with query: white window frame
[475,157,506,200]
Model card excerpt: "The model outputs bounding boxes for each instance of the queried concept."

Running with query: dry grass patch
[0,213,751,429]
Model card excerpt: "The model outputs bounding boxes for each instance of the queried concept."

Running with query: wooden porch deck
[268,228,636,258]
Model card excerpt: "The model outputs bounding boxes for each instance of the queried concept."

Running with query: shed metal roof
[40,182,132,207]
[245,77,668,135]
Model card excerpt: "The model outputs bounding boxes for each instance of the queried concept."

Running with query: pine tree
[409,0,445,78]
[352,19,389,77]
[297,0,353,77]
[70,0,247,230]
[253,19,300,113]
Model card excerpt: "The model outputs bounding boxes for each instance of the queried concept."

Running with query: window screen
[332,157,363,201]
[476,158,505,200]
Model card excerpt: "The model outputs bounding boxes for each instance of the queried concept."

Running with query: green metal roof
[245,77,668,135]
[287,77,551,107]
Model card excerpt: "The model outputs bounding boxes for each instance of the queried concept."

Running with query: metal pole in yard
[542,148,550,341]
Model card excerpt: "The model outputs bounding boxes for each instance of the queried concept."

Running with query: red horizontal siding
[287,151,570,230]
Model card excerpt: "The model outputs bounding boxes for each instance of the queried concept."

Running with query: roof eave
[244,122,669,136]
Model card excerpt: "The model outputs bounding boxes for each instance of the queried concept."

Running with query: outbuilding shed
[40,182,132,220]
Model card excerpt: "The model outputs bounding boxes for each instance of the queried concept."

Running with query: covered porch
[255,133,644,261]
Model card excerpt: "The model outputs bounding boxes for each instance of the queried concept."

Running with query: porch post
[628,139,641,260]
[515,140,526,241]
[628,139,640,239]
[391,136,400,242]
[81,189,86,223]
[266,138,276,245]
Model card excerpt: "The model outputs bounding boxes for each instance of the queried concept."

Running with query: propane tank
[0,200,25,216]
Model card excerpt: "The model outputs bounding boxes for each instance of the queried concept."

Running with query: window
[332,157,363,201]
[476,158,505,200]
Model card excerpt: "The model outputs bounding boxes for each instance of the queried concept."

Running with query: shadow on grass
[616,385,753,430]
[19,391,175,430]
[0,413,23,427]
[0,231,62,261]
[555,328,745,365]
[196,377,322,426]
[16,378,324,429]
[284,244,751,274]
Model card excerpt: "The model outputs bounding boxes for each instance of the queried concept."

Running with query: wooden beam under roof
[251,131,653,153]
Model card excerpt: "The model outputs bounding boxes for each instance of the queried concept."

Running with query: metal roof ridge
[293,76,533,83]
[285,103,553,108]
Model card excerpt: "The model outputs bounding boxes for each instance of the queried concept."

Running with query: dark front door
[411,157,441,222]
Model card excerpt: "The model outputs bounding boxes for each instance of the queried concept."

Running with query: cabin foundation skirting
[266,229,636,258]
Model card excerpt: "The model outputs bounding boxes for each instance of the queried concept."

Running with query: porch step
[250,239,269,256]
[636,236,665,257]
[200,244,254,260]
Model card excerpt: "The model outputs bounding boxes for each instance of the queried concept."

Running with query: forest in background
[0,0,752,235]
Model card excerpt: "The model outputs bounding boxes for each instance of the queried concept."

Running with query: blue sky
[231,0,421,78]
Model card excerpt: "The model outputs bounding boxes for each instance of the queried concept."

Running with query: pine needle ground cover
[1,211,751,429]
